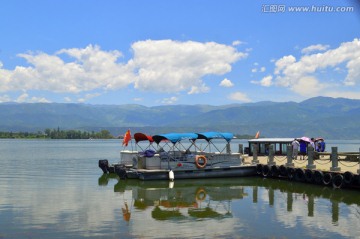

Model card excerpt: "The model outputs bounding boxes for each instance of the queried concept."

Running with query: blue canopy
[152,133,198,144]
[197,132,234,142]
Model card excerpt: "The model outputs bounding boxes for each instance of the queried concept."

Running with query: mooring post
[306,145,316,169]
[286,145,294,167]
[252,144,259,164]
[238,144,243,154]
[268,144,276,166]
[226,143,231,153]
[330,147,341,172]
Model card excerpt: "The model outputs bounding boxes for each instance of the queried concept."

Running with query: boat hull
[118,166,257,181]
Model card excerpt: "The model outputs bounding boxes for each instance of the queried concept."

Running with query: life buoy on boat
[196,188,207,201]
[195,155,207,169]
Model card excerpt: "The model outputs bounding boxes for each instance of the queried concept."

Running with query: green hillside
[1,96,360,139]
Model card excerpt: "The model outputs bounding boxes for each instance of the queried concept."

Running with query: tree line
[0,128,114,139]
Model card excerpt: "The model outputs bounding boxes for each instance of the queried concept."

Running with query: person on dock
[319,139,326,152]
[291,139,300,159]
[299,140,307,159]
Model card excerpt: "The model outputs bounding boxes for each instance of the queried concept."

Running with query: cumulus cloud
[272,38,360,97]
[219,78,234,87]
[301,44,330,54]
[228,91,251,102]
[0,40,247,102]
[251,75,273,87]
[1,45,135,94]
[132,40,247,94]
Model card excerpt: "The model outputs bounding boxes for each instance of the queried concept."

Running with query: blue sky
[0,0,359,106]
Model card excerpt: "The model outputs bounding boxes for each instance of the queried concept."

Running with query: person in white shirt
[291,139,300,159]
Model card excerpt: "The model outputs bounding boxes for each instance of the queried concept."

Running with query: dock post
[285,145,294,167]
[358,148,360,175]
[238,144,243,154]
[226,143,231,153]
[330,147,341,172]
[268,144,276,166]
[306,145,316,169]
[251,144,259,164]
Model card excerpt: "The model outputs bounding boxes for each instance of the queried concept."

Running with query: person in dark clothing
[299,140,307,159]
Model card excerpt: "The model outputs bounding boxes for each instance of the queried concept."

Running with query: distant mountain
[1,96,360,139]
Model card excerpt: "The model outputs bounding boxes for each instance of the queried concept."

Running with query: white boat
[99,132,256,180]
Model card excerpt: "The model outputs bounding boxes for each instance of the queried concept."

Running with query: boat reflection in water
[100,176,360,238]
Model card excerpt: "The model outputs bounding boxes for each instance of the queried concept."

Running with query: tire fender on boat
[195,155,207,169]
[313,170,324,184]
[270,165,280,177]
[294,168,305,182]
[262,164,270,177]
[287,167,295,180]
[343,171,354,184]
[256,164,263,175]
[304,169,314,183]
[279,165,287,177]
[323,173,333,186]
[332,174,343,189]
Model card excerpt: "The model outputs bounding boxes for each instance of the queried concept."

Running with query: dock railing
[241,143,360,174]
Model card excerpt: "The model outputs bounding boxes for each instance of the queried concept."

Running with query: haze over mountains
[1,96,360,139]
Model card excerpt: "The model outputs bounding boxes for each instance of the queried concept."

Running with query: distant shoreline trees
[0,128,114,139]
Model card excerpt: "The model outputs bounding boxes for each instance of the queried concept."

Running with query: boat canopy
[152,133,198,144]
[152,132,233,144]
[134,133,153,143]
[197,132,233,142]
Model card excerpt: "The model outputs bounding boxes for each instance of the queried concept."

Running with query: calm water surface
[0,139,360,239]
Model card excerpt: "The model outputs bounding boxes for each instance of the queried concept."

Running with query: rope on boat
[338,160,359,167]
[292,159,308,165]
[274,156,287,162]
[314,158,332,165]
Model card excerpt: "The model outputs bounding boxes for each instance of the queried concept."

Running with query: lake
[0,139,360,238]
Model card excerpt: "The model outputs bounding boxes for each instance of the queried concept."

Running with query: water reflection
[107,177,360,238]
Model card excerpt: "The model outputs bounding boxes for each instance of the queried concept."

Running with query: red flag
[255,131,260,139]
[122,129,131,146]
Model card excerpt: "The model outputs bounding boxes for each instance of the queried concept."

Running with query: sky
[0,0,360,106]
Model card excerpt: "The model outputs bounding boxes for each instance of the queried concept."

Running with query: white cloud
[260,75,273,87]
[161,96,178,104]
[132,39,247,93]
[0,45,135,94]
[219,78,234,88]
[228,91,251,102]
[272,38,360,96]
[232,40,245,46]
[251,68,257,73]
[15,92,51,103]
[0,40,247,102]
[187,83,210,94]
[250,75,273,87]
[260,67,266,72]
[301,44,330,54]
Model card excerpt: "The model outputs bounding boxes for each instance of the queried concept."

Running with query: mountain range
[1,96,360,139]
